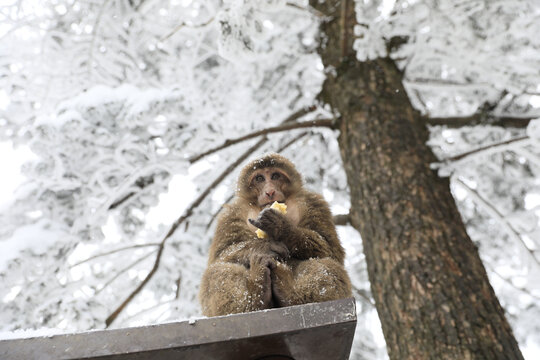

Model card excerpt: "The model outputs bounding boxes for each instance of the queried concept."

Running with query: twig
[442,136,529,163]
[406,78,492,88]
[121,300,174,324]
[286,2,325,18]
[188,105,323,163]
[455,178,539,267]
[352,285,375,306]
[105,137,268,327]
[96,250,158,295]
[174,275,182,299]
[161,17,214,42]
[70,243,161,267]
[175,276,182,299]
[108,192,137,210]
[487,264,540,301]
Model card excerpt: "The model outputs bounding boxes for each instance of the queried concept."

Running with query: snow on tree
[0,0,539,359]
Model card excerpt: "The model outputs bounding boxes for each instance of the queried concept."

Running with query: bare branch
[175,276,182,299]
[285,2,325,18]
[188,105,325,163]
[406,78,491,88]
[426,114,534,129]
[121,300,174,324]
[70,243,161,267]
[442,136,529,163]
[108,192,136,210]
[105,137,268,327]
[161,17,214,41]
[189,118,332,163]
[352,285,375,306]
[487,264,540,301]
[96,250,158,295]
[455,178,539,267]
[333,213,350,226]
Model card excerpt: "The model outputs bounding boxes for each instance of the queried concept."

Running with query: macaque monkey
[199,153,352,316]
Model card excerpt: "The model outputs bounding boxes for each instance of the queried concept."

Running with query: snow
[0,220,62,272]
[526,118,540,144]
[0,327,66,340]
[0,142,35,211]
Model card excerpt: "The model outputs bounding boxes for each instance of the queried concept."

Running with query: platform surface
[0,298,357,360]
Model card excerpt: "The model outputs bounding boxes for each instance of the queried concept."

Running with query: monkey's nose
[266,190,275,198]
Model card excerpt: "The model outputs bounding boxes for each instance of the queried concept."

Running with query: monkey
[199,153,352,317]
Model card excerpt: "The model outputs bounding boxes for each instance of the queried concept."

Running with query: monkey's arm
[249,194,345,262]
[210,206,289,266]
[285,226,336,260]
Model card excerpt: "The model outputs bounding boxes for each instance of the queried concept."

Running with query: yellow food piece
[255,228,267,239]
[271,201,287,214]
[256,201,287,238]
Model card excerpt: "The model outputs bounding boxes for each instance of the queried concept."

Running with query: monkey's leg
[271,258,352,307]
[200,257,275,317]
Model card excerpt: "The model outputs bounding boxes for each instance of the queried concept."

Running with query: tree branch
[351,285,374,306]
[175,275,182,300]
[333,213,350,226]
[96,250,158,295]
[70,243,160,267]
[487,264,540,301]
[442,136,529,163]
[161,17,214,42]
[108,107,320,211]
[105,137,268,327]
[188,105,327,163]
[425,114,534,129]
[456,178,539,267]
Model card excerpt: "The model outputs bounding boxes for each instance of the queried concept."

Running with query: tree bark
[311,0,525,359]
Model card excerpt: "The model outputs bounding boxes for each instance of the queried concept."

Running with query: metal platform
[0,298,356,360]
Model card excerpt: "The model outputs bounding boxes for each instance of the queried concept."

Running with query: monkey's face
[249,167,290,208]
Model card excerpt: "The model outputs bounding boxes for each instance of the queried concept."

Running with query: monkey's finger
[266,259,277,270]
[249,218,263,229]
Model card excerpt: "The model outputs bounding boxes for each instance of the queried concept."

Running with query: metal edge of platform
[0,298,357,360]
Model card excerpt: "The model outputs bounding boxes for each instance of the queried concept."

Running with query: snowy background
[0,0,539,359]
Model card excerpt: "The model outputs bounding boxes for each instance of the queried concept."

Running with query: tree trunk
[311,1,525,359]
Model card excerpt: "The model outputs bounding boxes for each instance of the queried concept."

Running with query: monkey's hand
[265,240,290,260]
[249,208,292,241]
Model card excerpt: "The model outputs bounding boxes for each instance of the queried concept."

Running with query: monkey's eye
[271,172,281,180]
[255,175,265,183]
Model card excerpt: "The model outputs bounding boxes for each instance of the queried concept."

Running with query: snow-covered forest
[0,0,539,359]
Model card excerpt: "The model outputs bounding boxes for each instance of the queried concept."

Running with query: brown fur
[199,153,352,316]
